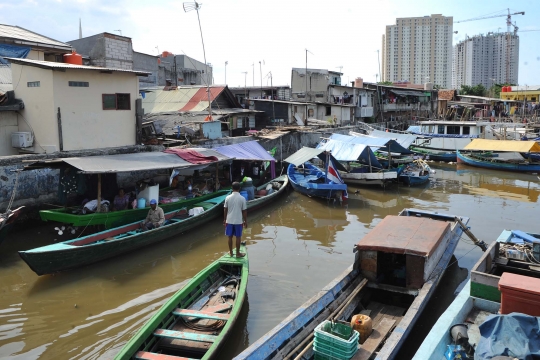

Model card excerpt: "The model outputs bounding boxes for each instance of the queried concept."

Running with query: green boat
[39,190,231,229]
[19,192,229,275]
[115,244,248,360]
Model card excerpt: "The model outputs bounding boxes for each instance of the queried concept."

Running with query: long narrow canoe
[19,192,230,275]
[39,190,231,229]
[235,209,468,360]
[115,244,248,360]
[247,175,289,211]
[457,150,540,172]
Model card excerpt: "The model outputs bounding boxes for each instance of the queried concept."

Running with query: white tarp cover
[284,147,324,166]
[317,140,382,167]
[356,130,418,149]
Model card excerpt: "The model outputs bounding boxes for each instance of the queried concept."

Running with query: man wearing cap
[223,182,247,257]
[142,199,165,230]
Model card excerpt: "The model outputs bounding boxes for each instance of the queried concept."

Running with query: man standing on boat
[142,199,165,230]
[223,182,247,257]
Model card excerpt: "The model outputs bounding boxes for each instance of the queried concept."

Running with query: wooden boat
[287,162,347,200]
[246,175,289,212]
[0,206,24,246]
[412,280,500,360]
[115,244,248,360]
[19,192,229,275]
[457,150,540,172]
[410,146,457,162]
[234,208,469,360]
[398,159,431,186]
[340,169,397,187]
[38,190,231,229]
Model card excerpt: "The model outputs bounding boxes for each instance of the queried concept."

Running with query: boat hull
[19,194,228,275]
[411,147,457,162]
[234,209,468,360]
[245,175,289,212]
[39,190,230,228]
[287,163,347,200]
[115,245,249,360]
[399,173,430,186]
[0,207,24,246]
[457,151,540,172]
[340,170,397,186]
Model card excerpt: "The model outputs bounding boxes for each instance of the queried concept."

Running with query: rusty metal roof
[142,86,227,113]
[5,57,150,76]
[0,24,72,51]
[356,216,450,257]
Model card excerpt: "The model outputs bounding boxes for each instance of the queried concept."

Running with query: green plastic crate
[314,338,358,360]
[314,321,359,360]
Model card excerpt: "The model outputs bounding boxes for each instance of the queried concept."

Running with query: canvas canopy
[351,130,417,149]
[464,139,540,153]
[329,133,413,154]
[284,147,325,166]
[24,149,231,174]
[214,141,276,178]
[317,139,382,167]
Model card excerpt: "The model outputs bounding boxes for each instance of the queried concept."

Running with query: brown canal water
[1,163,539,359]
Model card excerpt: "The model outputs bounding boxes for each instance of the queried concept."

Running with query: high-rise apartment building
[382,14,453,88]
[452,33,519,89]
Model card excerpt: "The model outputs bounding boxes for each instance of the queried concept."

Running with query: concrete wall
[27,50,45,61]
[13,64,139,153]
[133,51,158,88]
[0,112,19,156]
[291,69,330,101]
[12,64,57,153]
[53,70,138,150]
[68,33,133,70]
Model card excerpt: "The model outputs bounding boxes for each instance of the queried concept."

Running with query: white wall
[12,64,57,153]
[0,112,19,156]
[53,70,137,151]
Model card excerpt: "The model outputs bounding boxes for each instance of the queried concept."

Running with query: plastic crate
[314,338,358,360]
[313,321,359,359]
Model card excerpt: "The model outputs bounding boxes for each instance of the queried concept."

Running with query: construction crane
[456,9,524,83]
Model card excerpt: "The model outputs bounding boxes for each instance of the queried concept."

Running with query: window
[437,125,445,134]
[447,126,460,135]
[102,93,131,110]
[69,81,89,87]
[308,109,314,117]
[27,81,40,87]
[462,126,470,135]
[325,106,331,116]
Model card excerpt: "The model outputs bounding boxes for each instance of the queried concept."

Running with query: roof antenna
[79,18,82,39]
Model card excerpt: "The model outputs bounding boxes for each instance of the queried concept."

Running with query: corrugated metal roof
[5,57,150,76]
[284,147,324,166]
[0,24,72,50]
[142,86,226,113]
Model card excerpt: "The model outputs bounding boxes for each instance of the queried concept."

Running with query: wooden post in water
[96,173,102,213]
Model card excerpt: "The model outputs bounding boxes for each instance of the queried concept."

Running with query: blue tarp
[476,313,540,360]
[0,44,30,65]
[317,139,382,167]
[214,140,276,178]
[329,133,413,154]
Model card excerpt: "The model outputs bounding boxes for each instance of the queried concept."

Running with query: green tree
[488,83,516,98]
[377,81,393,85]
[460,84,486,96]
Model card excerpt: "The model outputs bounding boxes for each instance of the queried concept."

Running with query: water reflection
[0,166,539,359]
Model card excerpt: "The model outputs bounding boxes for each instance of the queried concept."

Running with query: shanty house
[8,58,149,154]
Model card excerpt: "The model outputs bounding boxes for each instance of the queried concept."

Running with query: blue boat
[285,147,348,201]
[457,139,540,173]
[399,159,432,186]
[235,209,469,360]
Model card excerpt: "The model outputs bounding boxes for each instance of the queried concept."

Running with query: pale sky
[1,0,539,87]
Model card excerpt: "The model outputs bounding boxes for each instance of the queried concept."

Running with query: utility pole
[259,60,263,98]
[305,49,313,125]
[377,50,381,82]
[242,71,248,106]
[225,61,228,84]
[252,63,255,86]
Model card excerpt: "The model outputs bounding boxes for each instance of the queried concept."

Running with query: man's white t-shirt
[224,192,247,224]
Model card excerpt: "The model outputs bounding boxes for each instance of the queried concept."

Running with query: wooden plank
[204,303,232,313]
[154,329,217,343]
[135,351,195,360]
[173,309,230,321]
[352,317,396,360]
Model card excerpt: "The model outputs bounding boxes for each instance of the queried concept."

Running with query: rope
[5,169,21,213]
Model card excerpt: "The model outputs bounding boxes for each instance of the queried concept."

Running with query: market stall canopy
[329,133,413,154]
[317,139,382,167]
[464,139,540,153]
[284,147,324,166]
[213,141,275,162]
[23,149,232,173]
[350,130,417,149]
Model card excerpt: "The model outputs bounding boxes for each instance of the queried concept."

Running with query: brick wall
[104,34,133,70]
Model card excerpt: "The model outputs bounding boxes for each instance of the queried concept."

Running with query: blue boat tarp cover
[476,312,540,359]
[213,140,275,162]
[329,134,413,154]
[0,44,30,65]
[317,140,382,168]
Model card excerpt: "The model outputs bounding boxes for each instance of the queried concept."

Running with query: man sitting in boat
[142,199,164,230]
